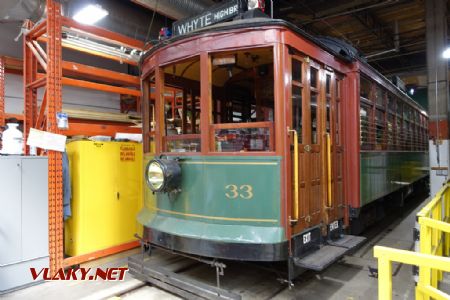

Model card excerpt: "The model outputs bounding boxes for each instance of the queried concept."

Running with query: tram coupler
[213,261,226,289]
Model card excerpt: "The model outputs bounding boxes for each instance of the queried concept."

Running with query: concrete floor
[274,201,424,300]
[2,198,428,300]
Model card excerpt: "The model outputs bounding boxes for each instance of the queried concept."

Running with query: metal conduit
[131,0,215,20]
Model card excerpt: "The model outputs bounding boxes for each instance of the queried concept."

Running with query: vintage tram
[134,16,429,282]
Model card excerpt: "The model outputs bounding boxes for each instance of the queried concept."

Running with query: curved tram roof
[141,18,427,115]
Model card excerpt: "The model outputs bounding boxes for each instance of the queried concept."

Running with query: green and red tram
[136,18,429,280]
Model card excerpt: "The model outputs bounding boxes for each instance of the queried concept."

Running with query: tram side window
[375,108,385,149]
[292,85,302,142]
[423,117,429,151]
[292,59,302,82]
[143,72,155,153]
[310,67,319,144]
[335,78,342,146]
[325,74,331,134]
[163,57,201,153]
[422,115,428,151]
[387,94,395,150]
[396,104,403,150]
[403,105,408,121]
[360,104,371,149]
[403,119,409,150]
[291,57,303,144]
[403,105,411,150]
[360,77,371,100]
[388,94,396,113]
[415,122,419,150]
[375,86,384,106]
[211,48,274,152]
[387,113,394,149]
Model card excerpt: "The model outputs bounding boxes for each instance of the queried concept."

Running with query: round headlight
[145,159,182,193]
[146,161,165,192]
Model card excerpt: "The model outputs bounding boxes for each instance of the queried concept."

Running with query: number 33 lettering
[225,185,253,199]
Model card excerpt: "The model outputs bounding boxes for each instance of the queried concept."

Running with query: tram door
[290,56,323,234]
[290,56,344,235]
[324,71,345,225]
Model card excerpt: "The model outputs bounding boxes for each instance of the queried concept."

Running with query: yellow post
[446,191,450,256]
[418,224,432,300]
[378,257,393,300]
[326,133,332,208]
[289,128,299,222]
[375,245,450,300]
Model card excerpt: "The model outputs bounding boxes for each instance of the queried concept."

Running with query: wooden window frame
[207,46,277,155]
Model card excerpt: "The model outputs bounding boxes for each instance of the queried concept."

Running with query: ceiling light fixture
[442,47,450,59]
[73,4,108,25]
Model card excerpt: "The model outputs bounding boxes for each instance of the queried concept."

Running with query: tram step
[293,245,348,272]
[328,235,366,249]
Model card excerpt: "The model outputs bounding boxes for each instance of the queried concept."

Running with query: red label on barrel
[120,145,135,162]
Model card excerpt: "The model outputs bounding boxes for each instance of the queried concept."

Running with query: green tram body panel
[360,151,429,206]
[138,155,285,245]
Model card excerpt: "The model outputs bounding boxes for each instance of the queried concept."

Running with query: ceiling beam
[382,64,427,76]
[353,10,395,49]
[315,0,384,18]
[301,0,404,24]
[367,49,425,62]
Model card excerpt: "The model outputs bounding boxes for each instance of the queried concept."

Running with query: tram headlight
[145,159,181,193]
[146,161,164,191]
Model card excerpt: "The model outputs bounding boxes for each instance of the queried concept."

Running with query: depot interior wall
[5,74,121,116]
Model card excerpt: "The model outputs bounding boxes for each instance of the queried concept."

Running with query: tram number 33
[225,184,253,199]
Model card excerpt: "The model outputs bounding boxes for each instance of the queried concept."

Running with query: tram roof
[141,17,427,115]
[141,18,358,63]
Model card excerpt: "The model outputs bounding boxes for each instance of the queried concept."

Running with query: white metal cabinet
[0,156,49,294]
[0,158,22,266]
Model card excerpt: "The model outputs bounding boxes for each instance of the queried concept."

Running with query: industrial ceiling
[131,0,434,76]
[273,0,430,76]
[132,0,440,75]
[0,0,443,76]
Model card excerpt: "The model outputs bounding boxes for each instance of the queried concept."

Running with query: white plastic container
[1,123,24,155]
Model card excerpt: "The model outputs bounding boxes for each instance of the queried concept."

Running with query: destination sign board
[172,0,243,36]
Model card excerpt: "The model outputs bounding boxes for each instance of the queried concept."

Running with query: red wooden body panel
[343,70,361,214]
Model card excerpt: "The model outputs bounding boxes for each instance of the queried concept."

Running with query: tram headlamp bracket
[145,158,181,193]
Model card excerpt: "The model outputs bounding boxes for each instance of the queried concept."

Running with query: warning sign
[120,145,136,162]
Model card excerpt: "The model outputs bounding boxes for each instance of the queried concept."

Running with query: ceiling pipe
[366,20,400,59]
[130,0,216,20]
[302,0,402,25]
[365,48,398,59]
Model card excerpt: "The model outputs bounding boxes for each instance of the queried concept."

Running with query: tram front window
[210,48,274,152]
[163,57,201,153]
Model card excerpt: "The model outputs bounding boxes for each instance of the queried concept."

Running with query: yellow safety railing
[374,246,450,300]
[374,182,450,300]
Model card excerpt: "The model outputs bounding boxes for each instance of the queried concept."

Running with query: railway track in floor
[118,192,428,300]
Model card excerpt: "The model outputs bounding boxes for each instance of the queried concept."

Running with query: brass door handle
[304,144,311,152]
[326,133,332,208]
[288,127,299,224]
